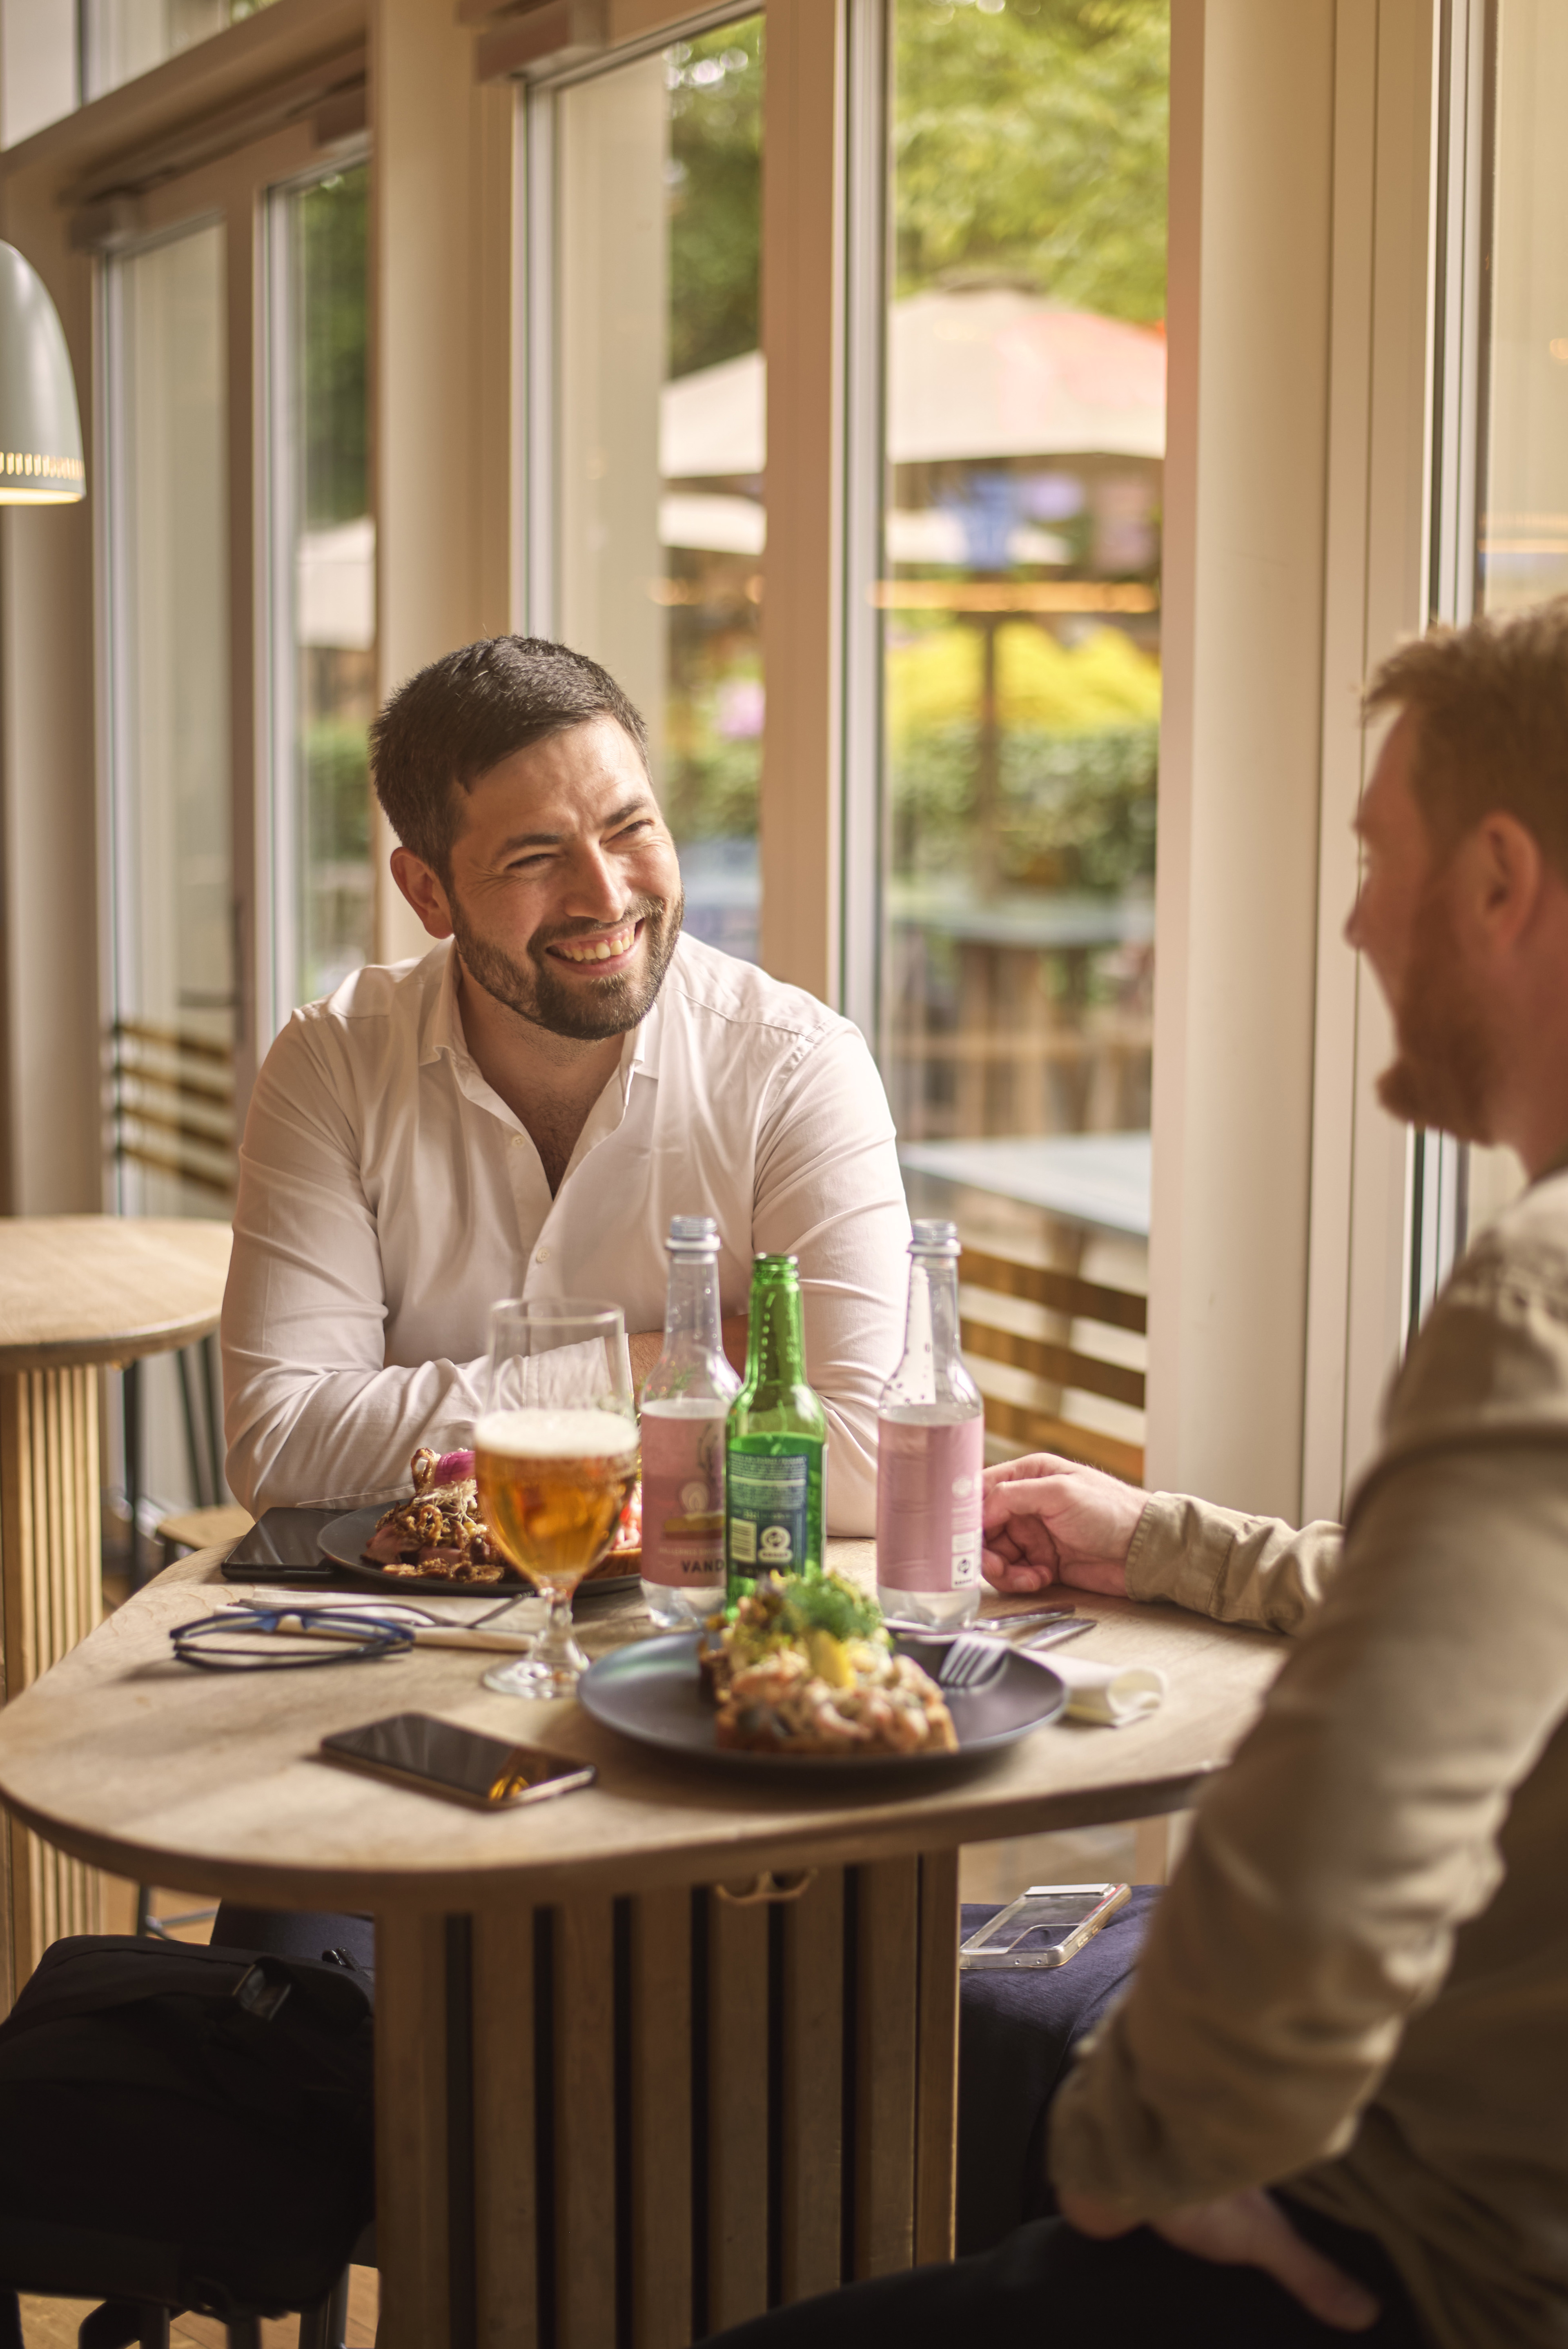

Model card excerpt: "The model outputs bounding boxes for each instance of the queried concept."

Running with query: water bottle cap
[909,1219,960,1254]
[668,1214,719,1248]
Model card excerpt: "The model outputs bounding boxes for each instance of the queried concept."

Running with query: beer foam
[475,1408,639,1458]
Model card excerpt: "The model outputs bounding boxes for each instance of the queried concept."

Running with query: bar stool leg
[123,1360,145,1588]
[202,1333,226,1507]
[296,2267,351,2349]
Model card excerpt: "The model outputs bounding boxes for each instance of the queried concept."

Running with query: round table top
[0,1544,1290,1916]
[0,1215,232,1371]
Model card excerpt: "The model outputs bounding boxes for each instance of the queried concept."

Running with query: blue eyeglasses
[171,1605,417,1672]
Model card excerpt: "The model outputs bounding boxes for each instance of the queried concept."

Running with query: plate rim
[577,1630,1065,1774]
[315,1503,640,1601]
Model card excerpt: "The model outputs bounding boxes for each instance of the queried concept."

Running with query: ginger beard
[1376,872,1495,1143]
[450,887,684,1042]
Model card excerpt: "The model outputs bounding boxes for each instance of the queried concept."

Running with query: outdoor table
[0,1214,232,1996]
[0,1540,1288,2349]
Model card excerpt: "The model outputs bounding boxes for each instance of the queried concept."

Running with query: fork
[935,1631,1012,1692]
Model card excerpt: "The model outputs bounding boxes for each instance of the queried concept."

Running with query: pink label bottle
[876,1219,984,1627]
[640,1215,740,1627]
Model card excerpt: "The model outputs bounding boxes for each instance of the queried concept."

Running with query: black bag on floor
[0,1935,374,2314]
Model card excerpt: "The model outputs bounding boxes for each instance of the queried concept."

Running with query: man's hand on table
[981,1453,1146,1596]
[1060,2188,1380,2332]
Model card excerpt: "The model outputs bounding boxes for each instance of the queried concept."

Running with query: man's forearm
[1127,1494,1343,1634]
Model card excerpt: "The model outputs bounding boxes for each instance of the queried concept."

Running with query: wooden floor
[17,2269,379,2346]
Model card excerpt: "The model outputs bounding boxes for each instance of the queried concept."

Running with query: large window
[0,0,281,142]
[102,218,233,1535]
[548,18,764,960]
[1479,0,1568,622]
[267,161,374,1020]
[878,0,1169,1477]
[105,220,234,1221]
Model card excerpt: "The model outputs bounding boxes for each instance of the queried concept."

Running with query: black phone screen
[222,1506,343,1580]
[320,1712,594,1806]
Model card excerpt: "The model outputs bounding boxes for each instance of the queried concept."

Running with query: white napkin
[1047,1650,1166,1727]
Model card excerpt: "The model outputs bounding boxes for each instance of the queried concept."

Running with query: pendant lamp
[0,240,84,505]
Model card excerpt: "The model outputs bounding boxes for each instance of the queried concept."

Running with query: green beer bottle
[725,1254,827,1602]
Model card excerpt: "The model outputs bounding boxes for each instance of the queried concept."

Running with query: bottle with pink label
[876,1219,985,1627]
[639,1214,741,1628]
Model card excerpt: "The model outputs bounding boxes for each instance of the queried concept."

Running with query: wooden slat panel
[375,1912,453,2349]
[0,1369,103,1995]
[913,1850,960,2265]
[961,1318,1146,1410]
[853,1858,919,2279]
[472,1902,537,2349]
[960,1247,1148,1335]
[555,1895,617,2349]
[707,1890,771,2331]
[980,1394,1145,1485]
[778,1866,844,2304]
[628,1887,692,2349]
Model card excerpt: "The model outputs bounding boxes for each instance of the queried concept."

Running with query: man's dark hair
[1365,597,1568,874]
[370,636,650,878]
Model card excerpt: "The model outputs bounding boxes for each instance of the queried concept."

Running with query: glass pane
[82,0,276,103]
[880,0,1168,1478]
[555,19,764,962]
[108,221,234,1221]
[106,222,232,1533]
[1461,0,1561,1235]
[0,0,77,147]
[271,163,374,1016]
[1480,0,1568,619]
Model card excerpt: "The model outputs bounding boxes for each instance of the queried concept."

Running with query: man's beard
[451,888,684,1042]
[1376,882,1495,1142]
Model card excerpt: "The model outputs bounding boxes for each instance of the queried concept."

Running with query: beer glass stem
[533,1584,590,1693]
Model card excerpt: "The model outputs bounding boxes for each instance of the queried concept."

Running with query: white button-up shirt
[222,935,911,1528]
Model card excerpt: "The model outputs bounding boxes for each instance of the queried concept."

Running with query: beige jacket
[1049,1166,1568,2349]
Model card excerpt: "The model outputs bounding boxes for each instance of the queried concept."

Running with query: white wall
[1149,0,1441,1521]
[1147,0,1338,1516]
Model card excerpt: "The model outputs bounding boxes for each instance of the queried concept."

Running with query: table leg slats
[378,1853,960,2349]
[0,1366,104,2006]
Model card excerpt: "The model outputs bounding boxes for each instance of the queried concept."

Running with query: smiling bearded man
[220,635,909,1521]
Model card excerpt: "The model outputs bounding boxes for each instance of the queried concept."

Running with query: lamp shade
[0,241,84,505]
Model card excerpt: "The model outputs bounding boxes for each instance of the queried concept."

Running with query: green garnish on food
[776,1571,883,1644]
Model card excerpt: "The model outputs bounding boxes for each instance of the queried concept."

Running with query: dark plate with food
[578,1572,1066,1777]
[317,1447,641,1600]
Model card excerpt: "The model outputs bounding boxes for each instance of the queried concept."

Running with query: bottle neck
[746,1276,806,1391]
[662,1250,725,1358]
[884,1251,978,1412]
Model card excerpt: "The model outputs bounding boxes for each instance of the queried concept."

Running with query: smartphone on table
[321,1713,596,1808]
[222,1507,341,1583]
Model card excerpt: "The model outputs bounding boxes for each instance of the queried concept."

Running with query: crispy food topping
[363,1449,506,1583]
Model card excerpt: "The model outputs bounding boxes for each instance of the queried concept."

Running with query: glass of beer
[476,1300,639,1700]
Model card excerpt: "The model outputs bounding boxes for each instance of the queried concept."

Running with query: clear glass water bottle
[876,1219,984,1627]
[640,1215,740,1627]
[725,1254,827,1603]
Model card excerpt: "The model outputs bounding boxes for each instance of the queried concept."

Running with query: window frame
[258,137,374,1046]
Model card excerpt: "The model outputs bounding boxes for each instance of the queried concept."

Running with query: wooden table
[0,1215,232,1996]
[0,1542,1287,2349]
